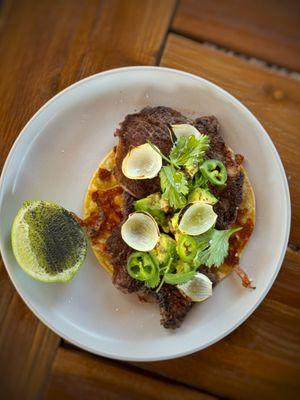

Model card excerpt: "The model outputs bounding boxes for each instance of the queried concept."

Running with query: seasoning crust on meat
[83,106,255,329]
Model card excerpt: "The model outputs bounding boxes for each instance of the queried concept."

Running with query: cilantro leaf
[196,227,242,268]
[164,270,196,285]
[159,165,189,210]
[170,135,210,175]
[190,170,209,190]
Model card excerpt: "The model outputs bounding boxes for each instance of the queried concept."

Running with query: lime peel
[11,200,87,283]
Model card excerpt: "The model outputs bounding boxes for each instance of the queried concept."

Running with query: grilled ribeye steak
[107,107,244,328]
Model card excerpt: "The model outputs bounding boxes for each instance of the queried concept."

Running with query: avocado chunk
[169,212,179,235]
[134,193,168,231]
[151,234,177,266]
[188,188,218,204]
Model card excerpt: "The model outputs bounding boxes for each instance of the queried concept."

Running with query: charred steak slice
[122,191,136,219]
[114,106,188,198]
[194,116,244,229]
[213,171,244,229]
[106,227,139,293]
[156,284,193,329]
[140,106,189,125]
[194,116,236,170]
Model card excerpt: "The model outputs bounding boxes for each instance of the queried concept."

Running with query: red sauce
[235,154,244,165]
[225,209,254,265]
[98,168,112,181]
[92,186,123,234]
[80,211,104,238]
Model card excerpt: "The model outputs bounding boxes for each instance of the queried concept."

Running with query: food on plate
[11,106,255,328]
[83,106,255,329]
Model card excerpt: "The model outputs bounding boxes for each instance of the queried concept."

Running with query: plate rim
[0,66,291,361]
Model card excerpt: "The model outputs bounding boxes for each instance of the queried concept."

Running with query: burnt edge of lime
[12,200,87,282]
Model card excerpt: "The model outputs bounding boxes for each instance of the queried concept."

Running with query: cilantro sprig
[195,227,242,268]
[156,257,196,292]
[159,165,189,210]
[148,133,210,210]
[170,135,210,176]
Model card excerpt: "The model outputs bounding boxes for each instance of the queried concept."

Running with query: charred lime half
[11,200,87,282]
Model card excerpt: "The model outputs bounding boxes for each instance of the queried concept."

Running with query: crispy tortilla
[84,150,255,282]
[84,150,122,274]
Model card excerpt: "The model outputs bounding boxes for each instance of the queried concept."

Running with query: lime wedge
[11,200,87,282]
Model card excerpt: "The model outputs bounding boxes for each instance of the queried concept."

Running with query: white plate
[0,67,290,361]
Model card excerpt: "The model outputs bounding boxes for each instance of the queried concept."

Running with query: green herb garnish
[196,227,242,268]
[159,165,189,210]
[126,129,238,291]
[170,135,210,176]
[164,270,196,285]
[190,170,209,190]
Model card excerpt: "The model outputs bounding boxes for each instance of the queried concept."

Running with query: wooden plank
[0,0,176,170]
[135,327,300,400]
[44,347,216,400]
[132,268,300,399]
[172,0,300,71]
[131,251,300,400]
[0,274,60,400]
[160,33,300,246]
[0,1,176,398]
[268,248,300,309]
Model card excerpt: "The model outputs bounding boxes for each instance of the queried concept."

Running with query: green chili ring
[200,159,227,186]
[177,235,198,262]
[127,251,157,282]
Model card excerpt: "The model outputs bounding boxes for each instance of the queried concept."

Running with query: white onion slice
[178,273,212,302]
[171,124,201,139]
[121,212,159,251]
[122,143,162,180]
[178,202,217,236]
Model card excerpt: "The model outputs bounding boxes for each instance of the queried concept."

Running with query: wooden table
[0,1,299,399]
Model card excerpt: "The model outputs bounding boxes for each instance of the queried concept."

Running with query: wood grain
[0,274,60,400]
[0,1,176,398]
[268,248,300,309]
[45,347,216,400]
[0,0,176,170]
[1,1,299,399]
[136,329,300,400]
[160,33,300,246]
[172,0,300,71]
[132,253,300,400]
